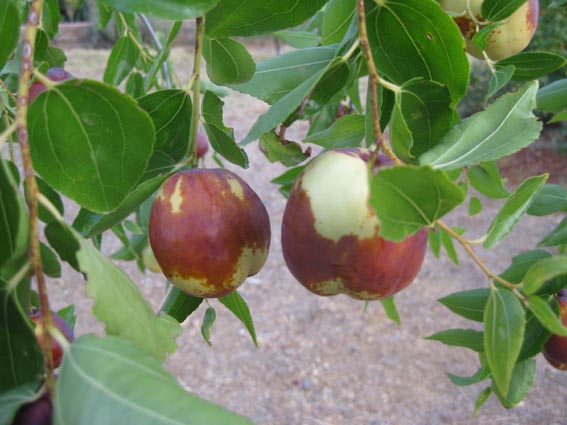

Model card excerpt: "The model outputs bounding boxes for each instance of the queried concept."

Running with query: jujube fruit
[542,289,567,370]
[12,392,52,425]
[149,169,271,298]
[29,309,74,369]
[281,148,428,301]
[29,68,73,103]
[440,0,539,61]
[197,132,209,159]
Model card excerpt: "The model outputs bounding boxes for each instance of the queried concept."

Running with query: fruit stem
[138,14,173,89]
[188,17,204,168]
[436,220,517,290]
[356,0,401,165]
[16,0,57,398]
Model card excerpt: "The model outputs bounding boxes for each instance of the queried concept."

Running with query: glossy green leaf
[40,242,61,278]
[481,0,530,21]
[484,174,547,249]
[469,197,482,216]
[205,0,328,38]
[425,329,484,352]
[447,360,490,387]
[369,166,465,241]
[203,37,256,85]
[0,0,20,69]
[538,216,567,247]
[0,381,40,425]
[103,36,140,86]
[274,31,321,48]
[380,297,401,325]
[526,295,567,336]
[420,82,541,170]
[159,286,203,323]
[304,114,365,148]
[45,222,181,360]
[487,65,515,98]
[527,184,567,216]
[55,335,253,424]
[439,288,490,323]
[309,59,351,109]
[271,165,306,198]
[467,162,510,199]
[201,306,216,346]
[35,176,64,224]
[0,158,28,269]
[390,79,454,163]
[219,291,257,347]
[42,0,60,39]
[440,226,460,265]
[138,90,192,178]
[471,22,501,51]
[484,287,525,395]
[201,91,248,167]
[259,132,309,167]
[143,21,182,91]
[108,0,221,20]
[57,305,77,331]
[231,46,337,104]
[321,0,355,45]
[367,0,469,105]
[536,79,567,113]
[474,387,492,418]
[125,72,145,98]
[28,80,155,213]
[518,308,551,361]
[0,278,43,393]
[492,358,535,409]
[497,52,567,81]
[428,229,441,259]
[499,250,552,284]
[523,256,567,295]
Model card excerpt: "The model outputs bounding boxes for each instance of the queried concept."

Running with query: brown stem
[16,0,56,396]
[436,220,517,290]
[188,17,204,168]
[356,0,400,165]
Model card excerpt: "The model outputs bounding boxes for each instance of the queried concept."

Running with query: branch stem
[139,14,172,89]
[188,17,204,167]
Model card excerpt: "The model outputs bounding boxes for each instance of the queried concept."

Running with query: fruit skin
[542,289,567,370]
[281,148,428,301]
[149,169,271,298]
[142,244,162,273]
[29,310,74,369]
[29,68,73,103]
[12,392,52,425]
[440,0,539,61]
[197,132,209,158]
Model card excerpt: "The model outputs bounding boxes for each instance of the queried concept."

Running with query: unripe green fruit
[149,169,271,298]
[440,0,539,61]
[542,289,567,371]
[281,149,428,301]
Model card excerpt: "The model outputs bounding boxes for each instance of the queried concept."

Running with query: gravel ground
[44,47,567,425]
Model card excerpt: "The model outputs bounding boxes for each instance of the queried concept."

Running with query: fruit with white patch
[542,289,567,371]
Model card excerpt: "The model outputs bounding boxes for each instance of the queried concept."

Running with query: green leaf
[203,37,256,85]
[428,229,441,259]
[467,161,510,199]
[499,249,552,284]
[40,242,61,278]
[42,0,60,39]
[496,52,567,81]
[0,0,20,69]
[259,132,309,167]
[438,289,490,323]
[143,21,182,92]
[304,114,365,148]
[35,176,64,224]
[231,46,337,104]
[487,65,515,98]
[484,287,525,395]
[492,358,535,409]
[474,387,492,418]
[309,59,351,109]
[536,79,567,113]
[103,36,139,86]
[0,158,28,269]
[369,166,465,241]
[271,165,306,198]
[519,308,551,361]
[55,335,253,424]
[321,0,355,45]
[471,22,501,51]
[469,197,482,216]
[440,226,460,266]
[201,306,216,346]
[0,278,43,393]
[523,256,567,295]
[138,90,192,178]
[274,30,321,48]
[219,291,258,347]
[538,216,567,248]
[28,80,155,213]
[526,295,567,336]
[205,0,328,38]
[390,79,454,163]
[45,222,181,360]
[108,0,221,20]
[201,91,248,167]
[447,362,490,387]
[527,184,567,216]
[159,286,203,323]
[57,304,77,331]
[425,329,484,352]
[380,296,401,325]
[420,82,542,170]
[367,0,469,105]
[484,174,548,249]
[0,381,40,425]
[481,0,531,21]
[125,72,145,98]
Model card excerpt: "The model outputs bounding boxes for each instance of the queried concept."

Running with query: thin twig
[138,14,172,89]
[188,17,204,167]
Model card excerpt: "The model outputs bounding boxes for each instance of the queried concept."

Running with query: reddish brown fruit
[12,392,52,425]
[542,289,567,370]
[197,132,209,158]
[149,169,271,298]
[281,149,427,301]
[29,310,74,369]
[29,68,73,103]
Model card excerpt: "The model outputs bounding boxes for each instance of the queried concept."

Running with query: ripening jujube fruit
[281,149,428,301]
[29,309,74,369]
[197,132,209,159]
[29,67,73,103]
[149,169,271,298]
[542,289,567,371]
[12,392,52,425]
[440,0,539,61]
